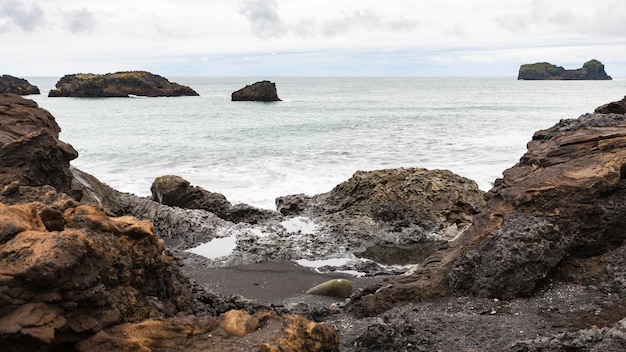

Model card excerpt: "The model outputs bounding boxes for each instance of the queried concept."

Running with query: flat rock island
[48,71,199,97]
[517,59,612,80]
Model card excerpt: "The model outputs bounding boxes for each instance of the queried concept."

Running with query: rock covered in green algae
[48,71,199,97]
[517,59,612,80]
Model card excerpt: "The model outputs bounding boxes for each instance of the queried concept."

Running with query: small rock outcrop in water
[231,80,281,101]
[0,75,40,95]
[517,59,612,80]
[0,93,78,193]
[48,71,199,97]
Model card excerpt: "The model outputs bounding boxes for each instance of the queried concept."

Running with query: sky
[2,0,626,77]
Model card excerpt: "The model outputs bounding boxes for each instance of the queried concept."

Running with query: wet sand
[183,260,384,305]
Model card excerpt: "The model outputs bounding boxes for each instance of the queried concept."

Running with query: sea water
[26,76,626,209]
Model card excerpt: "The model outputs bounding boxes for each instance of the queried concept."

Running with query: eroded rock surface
[0,93,77,193]
[48,71,199,97]
[0,75,40,95]
[351,96,626,317]
[0,192,195,349]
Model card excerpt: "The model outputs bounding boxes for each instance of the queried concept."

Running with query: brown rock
[75,311,339,352]
[0,93,78,193]
[0,75,40,95]
[0,196,195,349]
[151,175,280,224]
[151,175,232,219]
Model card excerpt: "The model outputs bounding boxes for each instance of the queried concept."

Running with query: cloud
[238,0,418,40]
[65,8,96,33]
[0,0,44,32]
[238,0,285,39]
[496,0,626,37]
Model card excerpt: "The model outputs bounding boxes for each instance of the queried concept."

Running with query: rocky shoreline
[2,91,626,350]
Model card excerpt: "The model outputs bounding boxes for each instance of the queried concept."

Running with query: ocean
[26,76,626,210]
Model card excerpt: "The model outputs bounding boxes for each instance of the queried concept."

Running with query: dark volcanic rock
[0,93,78,193]
[595,95,626,115]
[232,80,281,101]
[350,96,626,316]
[151,175,280,224]
[308,168,486,241]
[151,175,232,220]
[0,75,40,95]
[276,193,311,216]
[518,59,612,80]
[48,71,199,97]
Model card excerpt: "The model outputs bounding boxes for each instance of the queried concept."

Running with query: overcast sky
[2,0,625,77]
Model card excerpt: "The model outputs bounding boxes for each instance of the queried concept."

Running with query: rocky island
[518,59,612,80]
[0,75,40,95]
[48,71,199,97]
[3,91,626,351]
[232,80,281,101]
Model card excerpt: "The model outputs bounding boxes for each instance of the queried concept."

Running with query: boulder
[151,175,280,224]
[232,81,281,101]
[308,168,486,241]
[0,93,78,193]
[276,193,311,216]
[48,71,199,97]
[151,175,232,220]
[306,279,353,299]
[0,75,40,95]
[0,194,196,350]
[350,96,626,315]
[517,59,612,80]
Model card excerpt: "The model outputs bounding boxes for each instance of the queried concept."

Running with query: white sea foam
[28,77,626,209]
[280,216,319,234]
[187,235,237,259]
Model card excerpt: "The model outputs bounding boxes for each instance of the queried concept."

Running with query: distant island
[0,75,40,95]
[48,71,199,97]
[517,59,612,80]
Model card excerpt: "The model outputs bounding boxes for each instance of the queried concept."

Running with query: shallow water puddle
[187,235,237,259]
[295,257,366,277]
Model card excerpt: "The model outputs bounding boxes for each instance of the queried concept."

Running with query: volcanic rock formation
[517,59,612,80]
[48,71,199,97]
[0,94,339,351]
[0,93,78,193]
[232,80,281,101]
[351,95,626,317]
[0,75,40,95]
